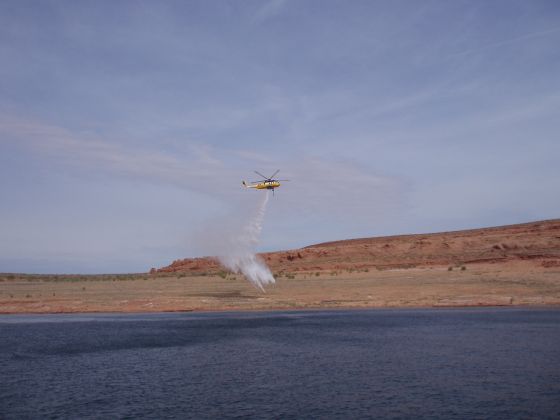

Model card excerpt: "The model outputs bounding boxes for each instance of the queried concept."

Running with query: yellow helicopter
[242,170,289,195]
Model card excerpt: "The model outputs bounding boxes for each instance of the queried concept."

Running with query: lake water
[1,308,559,419]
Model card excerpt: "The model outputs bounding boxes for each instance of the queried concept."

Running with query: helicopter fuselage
[244,180,281,190]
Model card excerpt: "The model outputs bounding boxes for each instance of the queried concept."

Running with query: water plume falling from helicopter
[217,190,275,291]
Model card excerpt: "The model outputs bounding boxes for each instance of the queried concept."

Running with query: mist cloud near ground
[194,191,275,290]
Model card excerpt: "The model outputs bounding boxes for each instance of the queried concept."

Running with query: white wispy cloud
[447,26,560,58]
[251,0,287,24]
[0,114,403,217]
[0,115,225,192]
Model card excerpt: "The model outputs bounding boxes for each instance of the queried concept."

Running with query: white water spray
[217,192,275,291]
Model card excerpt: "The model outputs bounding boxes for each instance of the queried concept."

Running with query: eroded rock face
[156,256,220,274]
[154,219,560,274]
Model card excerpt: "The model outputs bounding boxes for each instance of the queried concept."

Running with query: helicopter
[242,170,289,195]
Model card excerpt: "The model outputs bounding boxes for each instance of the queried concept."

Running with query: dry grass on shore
[1,260,559,314]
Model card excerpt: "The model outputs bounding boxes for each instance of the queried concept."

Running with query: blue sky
[1,0,559,273]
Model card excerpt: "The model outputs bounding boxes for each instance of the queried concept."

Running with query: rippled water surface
[1,308,560,419]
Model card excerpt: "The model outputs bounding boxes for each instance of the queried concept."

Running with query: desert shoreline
[1,302,559,316]
[1,303,559,317]
[2,261,559,315]
[2,219,559,315]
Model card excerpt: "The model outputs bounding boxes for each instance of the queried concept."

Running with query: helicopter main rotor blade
[269,169,280,179]
[254,170,268,180]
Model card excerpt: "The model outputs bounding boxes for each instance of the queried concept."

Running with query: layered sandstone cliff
[154,219,560,274]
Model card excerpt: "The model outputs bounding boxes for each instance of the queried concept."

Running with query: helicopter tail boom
[242,181,257,188]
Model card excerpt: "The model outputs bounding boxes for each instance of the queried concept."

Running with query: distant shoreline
[2,219,559,315]
[1,303,559,317]
[1,264,559,314]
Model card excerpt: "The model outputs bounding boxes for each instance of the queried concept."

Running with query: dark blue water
[1,308,559,419]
